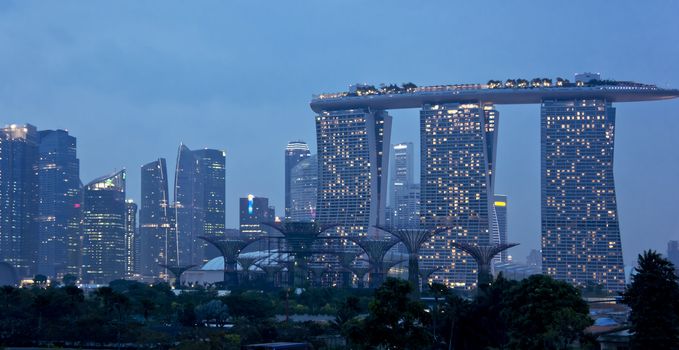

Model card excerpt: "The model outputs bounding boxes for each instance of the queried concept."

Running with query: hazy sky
[1,1,678,266]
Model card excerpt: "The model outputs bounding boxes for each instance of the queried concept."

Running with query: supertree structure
[374,226,447,289]
[332,251,362,288]
[158,264,196,289]
[418,266,441,291]
[236,256,261,284]
[348,237,400,288]
[451,242,519,289]
[261,222,339,288]
[199,235,261,287]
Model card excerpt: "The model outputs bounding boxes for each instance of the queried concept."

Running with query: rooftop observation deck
[309,78,679,113]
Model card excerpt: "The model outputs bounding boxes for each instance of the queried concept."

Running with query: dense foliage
[623,250,679,349]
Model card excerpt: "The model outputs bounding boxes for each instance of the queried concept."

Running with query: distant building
[493,195,508,262]
[0,124,40,278]
[527,249,542,267]
[240,195,275,236]
[82,170,126,284]
[174,145,226,266]
[289,154,317,222]
[541,99,625,292]
[35,129,82,278]
[285,141,311,220]
[389,143,420,228]
[140,158,174,278]
[124,200,137,277]
[668,240,679,269]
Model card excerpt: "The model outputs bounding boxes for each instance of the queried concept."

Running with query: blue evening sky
[1,1,678,266]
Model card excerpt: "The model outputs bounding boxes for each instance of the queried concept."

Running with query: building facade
[419,103,498,288]
[315,109,392,236]
[493,194,508,262]
[540,99,625,292]
[36,129,81,278]
[140,158,174,278]
[389,142,420,228]
[0,124,40,278]
[124,199,137,277]
[82,170,126,284]
[285,141,311,220]
[289,154,318,222]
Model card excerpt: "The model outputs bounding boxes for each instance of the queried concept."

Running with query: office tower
[240,195,275,252]
[541,99,625,292]
[82,170,126,284]
[389,143,420,228]
[124,200,137,276]
[0,124,40,277]
[36,129,81,278]
[285,141,311,220]
[315,109,392,235]
[493,195,508,262]
[527,249,541,267]
[420,103,498,288]
[140,158,174,278]
[289,154,317,222]
[174,145,226,266]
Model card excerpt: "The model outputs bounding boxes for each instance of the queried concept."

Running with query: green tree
[503,274,591,350]
[623,250,679,349]
[350,278,432,349]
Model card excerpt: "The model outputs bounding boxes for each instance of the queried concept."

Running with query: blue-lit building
[174,145,226,266]
[36,129,81,278]
[140,158,174,278]
[285,141,311,220]
[541,97,625,292]
[0,124,40,278]
[388,142,420,229]
[289,154,318,222]
[82,170,126,284]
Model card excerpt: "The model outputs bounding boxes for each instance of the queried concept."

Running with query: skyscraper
[36,129,81,278]
[240,195,275,252]
[493,194,508,262]
[174,145,226,266]
[285,141,311,220]
[541,98,625,292]
[289,154,317,222]
[389,143,420,228]
[0,124,40,277]
[82,170,126,284]
[315,109,392,235]
[124,199,137,277]
[140,158,173,278]
[420,103,498,288]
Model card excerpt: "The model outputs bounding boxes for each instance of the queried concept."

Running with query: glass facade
[0,124,40,277]
[37,129,81,278]
[140,158,174,278]
[493,194,508,262]
[82,170,126,284]
[389,142,420,229]
[541,99,625,292]
[420,104,498,288]
[124,200,137,276]
[285,141,311,220]
[289,154,317,222]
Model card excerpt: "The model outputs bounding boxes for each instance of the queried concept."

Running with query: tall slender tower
[174,145,226,266]
[389,142,420,228]
[541,98,625,292]
[285,141,311,220]
[420,103,499,288]
[82,170,126,284]
[315,109,392,236]
[492,194,508,262]
[0,124,40,278]
[140,158,173,278]
[36,129,81,278]
[124,199,137,277]
[289,154,318,222]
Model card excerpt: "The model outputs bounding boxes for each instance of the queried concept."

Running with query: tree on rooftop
[623,250,679,350]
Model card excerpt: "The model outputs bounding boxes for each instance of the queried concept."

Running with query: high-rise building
[289,154,317,222]
[124,199,137,277]
[140,158,174,278]
[420,103,498,288]
[0,124,40,277]
[174,145,226,266]
[36,129,81,278]
[541,98,625,292]
[668,241,679,272]
[240,195,275,252]
[285,141,311,220]
[315,109,392,236]
[82,170,126,284]
[389,143,420,228]
[493,194,508,262]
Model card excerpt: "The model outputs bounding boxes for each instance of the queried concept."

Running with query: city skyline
[1,1,679,268]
